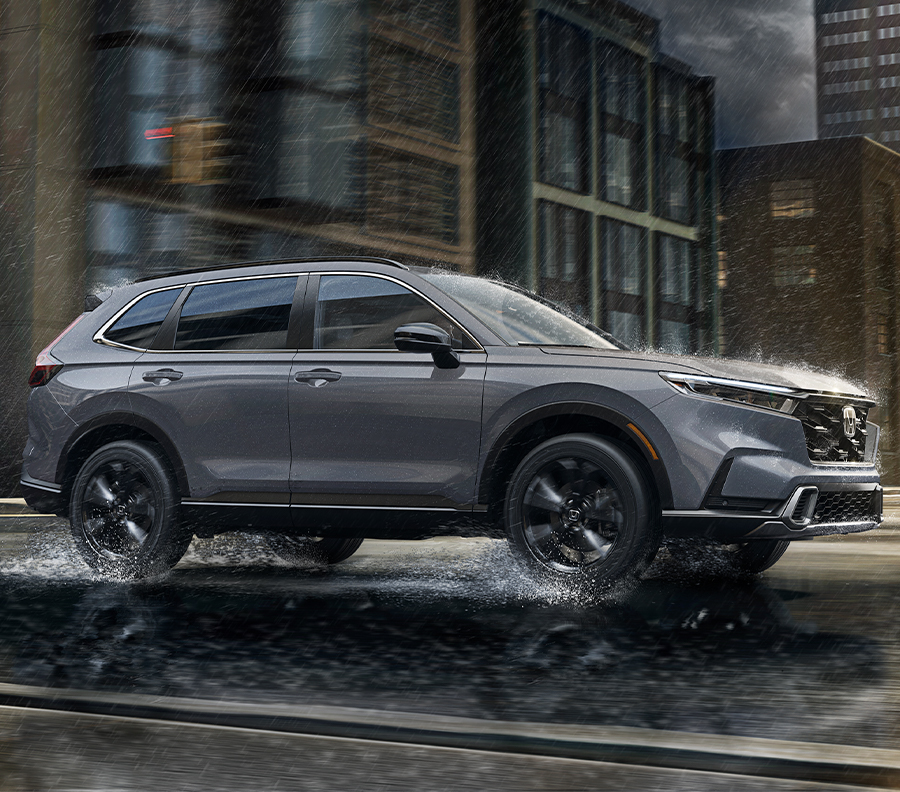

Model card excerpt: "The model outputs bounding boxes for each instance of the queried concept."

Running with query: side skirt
[180,502,496,539]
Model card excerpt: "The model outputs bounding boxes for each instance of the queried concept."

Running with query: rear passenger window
[104,288,181,349]
[174,277,297,350]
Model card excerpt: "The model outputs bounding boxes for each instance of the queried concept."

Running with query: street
[0,508,898,789]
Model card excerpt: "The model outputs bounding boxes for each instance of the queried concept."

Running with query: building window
[90,0,228,174]
[770,180,815,219]
[822,8,870,22]
[538,202,590,317]
[822,31,870,46]
[602,219,646,347]
[823,79,872,93]
[657,234,695,353]
[656,69,694,224]
[773,246,817,286]
[878,314,891,355]
[717,250,728,289]
[246,0,365,211]
[537,13,590,193]
[599,43,646,209]
[272,93,363,209]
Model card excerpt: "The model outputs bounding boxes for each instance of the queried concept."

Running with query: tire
[69,441,192,579]
[266,535,364,565]
[730,539,790,573]
[504,434,660,589]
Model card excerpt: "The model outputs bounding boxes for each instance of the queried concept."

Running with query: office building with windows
[477,0,717,352]
[816,0,900,148]
[719,137,900,481]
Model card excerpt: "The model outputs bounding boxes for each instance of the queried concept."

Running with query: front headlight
[659,372,801,414]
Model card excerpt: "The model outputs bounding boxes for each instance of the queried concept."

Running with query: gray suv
[21,257,883,583]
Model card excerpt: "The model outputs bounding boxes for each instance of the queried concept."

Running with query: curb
[0,498,50,517]
[0,684,897,788]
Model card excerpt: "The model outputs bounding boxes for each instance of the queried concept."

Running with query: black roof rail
[135,256,409,283]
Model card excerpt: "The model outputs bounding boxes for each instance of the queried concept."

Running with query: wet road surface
[0,514,898,789]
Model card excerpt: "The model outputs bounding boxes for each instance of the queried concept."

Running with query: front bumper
[662,483,883,543]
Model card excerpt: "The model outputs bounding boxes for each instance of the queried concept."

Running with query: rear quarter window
[103,288,182,349]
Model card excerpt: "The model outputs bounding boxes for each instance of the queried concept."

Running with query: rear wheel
[266,535,364,565]
[504,434,659,589]
[69,441,192,578]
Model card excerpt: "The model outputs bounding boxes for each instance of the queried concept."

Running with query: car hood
[664,355,872,398]
[543,348,873,400]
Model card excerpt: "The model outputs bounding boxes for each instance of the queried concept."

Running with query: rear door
[288,273,486,526]
[129,274,304,508]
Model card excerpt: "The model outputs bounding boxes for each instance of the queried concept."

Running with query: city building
[816,0,900,148]
[0,0,719,495]
[719,137,900,482]
[477,0,717,353]
[0,0,477,493]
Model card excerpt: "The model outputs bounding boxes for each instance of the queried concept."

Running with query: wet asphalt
[0,513,896,757]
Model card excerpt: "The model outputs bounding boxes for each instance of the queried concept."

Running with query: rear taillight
[28,314,84,387]
[28,356,62,387]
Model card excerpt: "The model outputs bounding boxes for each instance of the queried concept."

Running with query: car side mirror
[394,323,460,369]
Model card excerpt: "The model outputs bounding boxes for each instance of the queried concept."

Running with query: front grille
[812,490,879,524]
[794,400,868,463]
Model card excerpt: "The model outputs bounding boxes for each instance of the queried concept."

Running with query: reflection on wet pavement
[0,523,897,751]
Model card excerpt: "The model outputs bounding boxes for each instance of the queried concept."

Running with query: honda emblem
[842,406,857,439]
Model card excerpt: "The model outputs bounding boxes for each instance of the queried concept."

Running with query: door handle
[294,369,341,387]
[142,369,183,383]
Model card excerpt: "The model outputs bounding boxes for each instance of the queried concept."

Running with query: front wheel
[69,441,192,578]
[504,434,660,589]
[266,535,364,565]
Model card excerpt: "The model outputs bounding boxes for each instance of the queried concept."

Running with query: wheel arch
[57,413,190,503]
[478,402,674,519]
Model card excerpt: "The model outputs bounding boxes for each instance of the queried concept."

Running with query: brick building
[719,137,900,480]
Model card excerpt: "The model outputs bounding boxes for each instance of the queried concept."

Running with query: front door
[288,273,486,530]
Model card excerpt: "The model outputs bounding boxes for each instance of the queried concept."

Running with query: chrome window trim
[95,270,485,354]
[96,274,303,353]
[93,284,186,351]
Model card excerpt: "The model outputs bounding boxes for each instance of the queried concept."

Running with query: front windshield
[421,272,623,349]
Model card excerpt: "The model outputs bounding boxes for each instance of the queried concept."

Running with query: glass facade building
[478,0,717,353]
[84,0,476,290]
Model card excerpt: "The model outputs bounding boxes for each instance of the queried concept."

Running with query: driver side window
[314,275,470,350]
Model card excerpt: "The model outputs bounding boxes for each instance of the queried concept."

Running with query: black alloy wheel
[505,434,659,588]
[266,535,365,565]
[69,441,192,578]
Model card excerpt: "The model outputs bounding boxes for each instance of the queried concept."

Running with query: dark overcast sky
[627,0,816,149]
